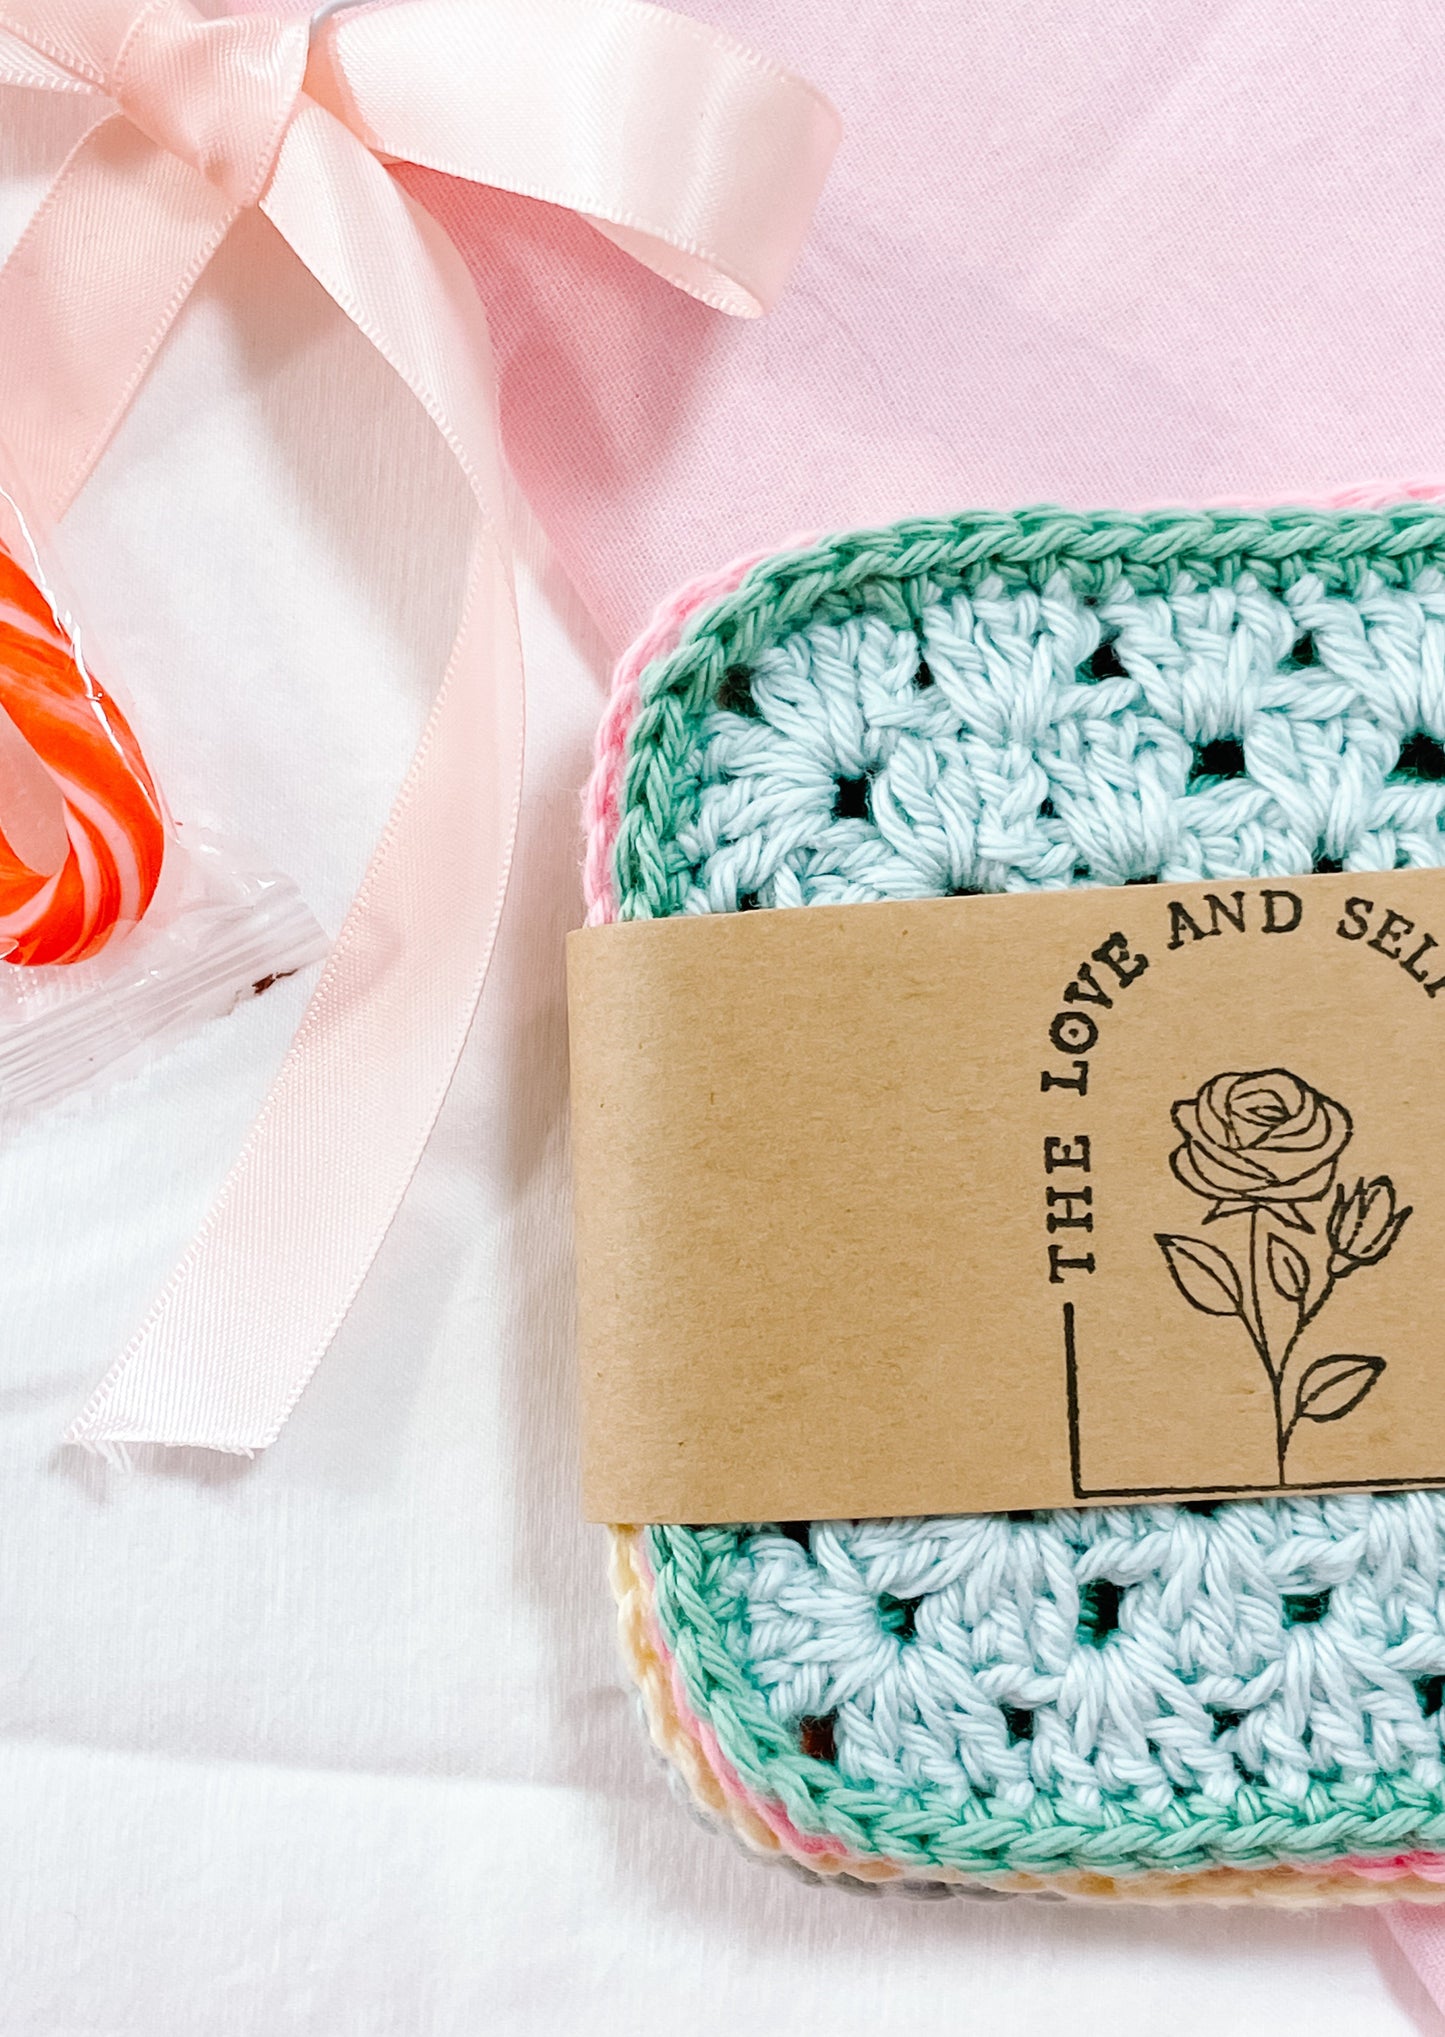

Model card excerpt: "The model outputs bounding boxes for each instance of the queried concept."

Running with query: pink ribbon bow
[0,0,837,1452]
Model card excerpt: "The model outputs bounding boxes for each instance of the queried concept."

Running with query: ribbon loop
[0,0,837,1455]
[109,0,306,206]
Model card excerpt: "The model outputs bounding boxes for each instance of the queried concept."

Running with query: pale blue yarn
[680,564,1445,1814]
[679,566,1445,910]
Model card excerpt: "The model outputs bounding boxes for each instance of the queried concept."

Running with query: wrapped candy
[0,542,165,964]
[0,500,326,1117]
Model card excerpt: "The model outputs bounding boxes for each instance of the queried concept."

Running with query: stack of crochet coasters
[583,506,1445,1903]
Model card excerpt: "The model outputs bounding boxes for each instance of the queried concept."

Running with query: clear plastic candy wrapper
[0,486,327,1119]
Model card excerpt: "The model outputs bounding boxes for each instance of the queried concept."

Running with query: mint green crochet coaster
[606,508,1445,1888]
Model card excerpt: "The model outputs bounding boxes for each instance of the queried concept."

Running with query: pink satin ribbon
[0,0,837,1452]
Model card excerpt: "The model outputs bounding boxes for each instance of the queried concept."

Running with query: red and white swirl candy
[0,546,164,965]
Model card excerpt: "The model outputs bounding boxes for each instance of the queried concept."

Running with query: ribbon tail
[0,110,235,519]
[66,106,525,1451]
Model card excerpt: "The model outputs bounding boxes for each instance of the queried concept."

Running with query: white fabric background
[2,97,1443,2037]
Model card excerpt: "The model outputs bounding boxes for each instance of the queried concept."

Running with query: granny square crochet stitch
[585,505,1445,1903]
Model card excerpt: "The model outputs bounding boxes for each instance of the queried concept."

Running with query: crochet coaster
[584,505,1445,1900]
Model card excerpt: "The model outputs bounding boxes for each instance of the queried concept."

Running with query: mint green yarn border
[646,1523,1445,1877]
[620,504,1445,1876]
[612,504,1445,924]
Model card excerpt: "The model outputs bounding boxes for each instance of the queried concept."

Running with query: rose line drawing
[1154,1069,1411,1482]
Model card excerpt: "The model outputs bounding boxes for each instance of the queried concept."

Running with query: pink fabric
[1387,1905,1445,2015]
[410,0,1445,648]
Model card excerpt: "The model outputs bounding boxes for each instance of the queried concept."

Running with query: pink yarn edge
[591,480,1445,1888]
[635,1523,1445,1887]
[582,537,816,925]
[632,1531,866,1865]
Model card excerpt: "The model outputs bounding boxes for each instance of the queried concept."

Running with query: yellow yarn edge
[610,1525,1445,1907]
